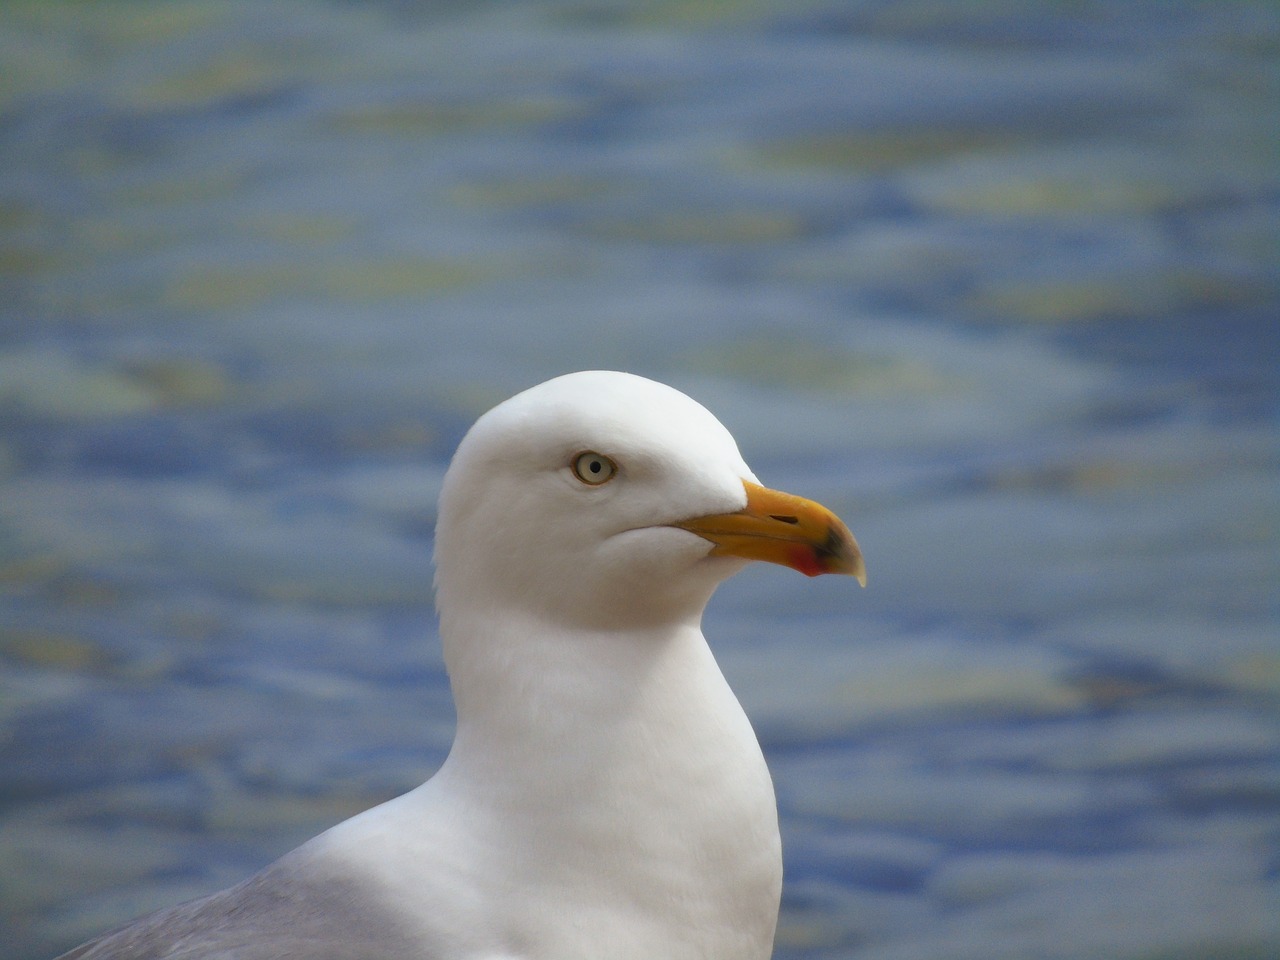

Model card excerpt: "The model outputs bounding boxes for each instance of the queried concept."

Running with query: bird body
[56,371,862,960]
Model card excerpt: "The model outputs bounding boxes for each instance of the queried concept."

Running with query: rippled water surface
[2,2,1277,958]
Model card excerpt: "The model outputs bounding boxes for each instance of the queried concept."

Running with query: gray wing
[53,852,426,960]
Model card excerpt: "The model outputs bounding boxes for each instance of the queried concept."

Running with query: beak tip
[829,528,866,586]
[843,555,867,587]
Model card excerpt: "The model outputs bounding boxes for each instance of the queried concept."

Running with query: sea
[1,2,1276,958]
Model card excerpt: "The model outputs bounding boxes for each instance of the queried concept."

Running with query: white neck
[411,606,783,958]
[444,606,705,755]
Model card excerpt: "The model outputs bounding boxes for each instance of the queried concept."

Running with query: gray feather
[54,852,424,960]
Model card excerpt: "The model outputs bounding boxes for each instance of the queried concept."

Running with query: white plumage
[59,371,862,960]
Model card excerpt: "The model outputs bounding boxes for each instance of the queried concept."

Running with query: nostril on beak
[770,515,800,525]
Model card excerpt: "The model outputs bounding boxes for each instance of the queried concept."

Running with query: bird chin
[602,526,743,589]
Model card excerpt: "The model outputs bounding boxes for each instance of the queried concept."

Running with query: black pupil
[589,460,601,474]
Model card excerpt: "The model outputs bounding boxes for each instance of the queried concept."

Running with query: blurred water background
[2,1,1277,958]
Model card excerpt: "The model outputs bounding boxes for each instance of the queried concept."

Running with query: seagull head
[433,371,863,631]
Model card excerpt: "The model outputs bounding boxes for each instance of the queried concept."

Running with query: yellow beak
[674,480,866,584]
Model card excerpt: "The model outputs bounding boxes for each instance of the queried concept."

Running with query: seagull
[56,370,864,960]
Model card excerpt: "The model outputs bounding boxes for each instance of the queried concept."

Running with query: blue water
[2,2,1277,958]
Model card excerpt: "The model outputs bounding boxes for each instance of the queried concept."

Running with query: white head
[434,371,763,632]
[433,371,862,640]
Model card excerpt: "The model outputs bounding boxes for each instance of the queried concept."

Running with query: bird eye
[572,451,617,485]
